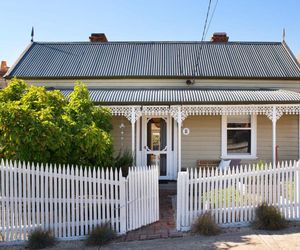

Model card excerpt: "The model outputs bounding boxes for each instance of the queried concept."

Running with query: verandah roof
[59,88,300,105]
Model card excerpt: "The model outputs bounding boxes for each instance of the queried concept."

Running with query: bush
[114,150,133,176]
[257,160,266,170]
[0,78,114,167]
[253,202,287,230]
[191,211,221,236]
[86,223,116,246]
[27,228,55,249]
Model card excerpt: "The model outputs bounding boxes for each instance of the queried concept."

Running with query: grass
[191,211,221,236]
[253,202,287,230]
[201,186,250,208]
[27,228,55,249]
[86,223,116,246]
[199,179,296,209]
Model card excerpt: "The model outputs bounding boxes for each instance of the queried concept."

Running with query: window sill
[221,155,257,160]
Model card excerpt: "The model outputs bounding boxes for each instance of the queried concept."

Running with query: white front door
[140,116,176,180]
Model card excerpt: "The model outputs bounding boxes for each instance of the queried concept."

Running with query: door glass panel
[147,118,167,151]
[146,154,167,176]
[160,154,167,176]
[147,154,158,166]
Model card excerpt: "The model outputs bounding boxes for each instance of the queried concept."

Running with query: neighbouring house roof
[59,88,300,105]
[0,61,9,79]
[5,41,300,80]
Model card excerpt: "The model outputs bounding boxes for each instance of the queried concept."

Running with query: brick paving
[120,183,183,241]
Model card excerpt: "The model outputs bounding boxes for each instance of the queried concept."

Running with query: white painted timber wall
[177,161,300,231]
[0,160,159,242]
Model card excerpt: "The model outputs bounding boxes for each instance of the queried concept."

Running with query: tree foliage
[0,78,113,166]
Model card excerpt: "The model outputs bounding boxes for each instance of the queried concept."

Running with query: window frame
[221,114,257,159]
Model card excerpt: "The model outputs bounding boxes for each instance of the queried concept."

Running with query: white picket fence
[127,166,159,231]
[0,160,159,242]
[177,160,300,231]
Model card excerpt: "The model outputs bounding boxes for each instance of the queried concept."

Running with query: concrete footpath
[2,225,300,250]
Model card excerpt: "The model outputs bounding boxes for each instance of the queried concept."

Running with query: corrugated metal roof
[59,88,300,104]
[6,41,300,79]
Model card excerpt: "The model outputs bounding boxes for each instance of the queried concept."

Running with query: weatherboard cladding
[7,41,300,79]
[59,89,300,104]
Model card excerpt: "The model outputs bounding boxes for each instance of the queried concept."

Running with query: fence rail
[0,160,159,242]
[177,160,300,231]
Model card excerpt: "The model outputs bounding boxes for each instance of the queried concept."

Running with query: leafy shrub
[114,150,133,176]
[86,223,116,246]
[0,78,114,167]
[257,160,266,170]
[27,228,55,249]
[191,211,221,236]
[253,202,287,230]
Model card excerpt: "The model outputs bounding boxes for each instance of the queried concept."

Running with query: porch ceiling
[59,88,300,105]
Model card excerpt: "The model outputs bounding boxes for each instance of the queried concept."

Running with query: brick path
[121,184,183,241]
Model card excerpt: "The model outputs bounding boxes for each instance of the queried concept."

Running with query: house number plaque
[182,128,190,135]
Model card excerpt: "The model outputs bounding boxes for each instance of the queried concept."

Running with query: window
[221,115,257,159]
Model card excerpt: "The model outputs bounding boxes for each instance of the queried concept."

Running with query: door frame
[136,114,177,180]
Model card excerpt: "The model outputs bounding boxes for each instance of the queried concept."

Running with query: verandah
[109,104,300,173]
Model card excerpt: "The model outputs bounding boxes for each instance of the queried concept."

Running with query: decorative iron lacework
[142,106,170,116]
[108,105,300,123]
[109,106,142,123]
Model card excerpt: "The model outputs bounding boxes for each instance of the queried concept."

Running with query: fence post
[176,171,188,231]
[154,165,159,221]
[296,161,300,219]
[119,169,127,234]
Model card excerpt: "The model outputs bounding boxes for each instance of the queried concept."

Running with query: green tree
[0,78,113,167]
[65,82,113,166]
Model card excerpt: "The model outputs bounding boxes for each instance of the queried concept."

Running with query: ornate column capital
[109,106,142,124]
[169,106,187,123]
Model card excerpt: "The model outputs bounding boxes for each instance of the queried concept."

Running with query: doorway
[138,116,176,180]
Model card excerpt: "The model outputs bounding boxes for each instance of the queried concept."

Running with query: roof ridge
[59,87,281,91]
[32,41,283,45]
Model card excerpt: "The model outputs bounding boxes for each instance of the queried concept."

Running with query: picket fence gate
[177,160,300,231]
[0,160,159,242]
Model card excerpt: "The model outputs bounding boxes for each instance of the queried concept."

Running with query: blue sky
[1,0,300,65]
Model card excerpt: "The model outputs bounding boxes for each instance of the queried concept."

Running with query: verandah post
[177,106,182,172]
[272,106,277,167]
[131,107,136,165]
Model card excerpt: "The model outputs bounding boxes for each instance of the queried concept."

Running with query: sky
[1,0,300,66]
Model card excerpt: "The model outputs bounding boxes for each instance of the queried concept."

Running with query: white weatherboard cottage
[4,33,300,180]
